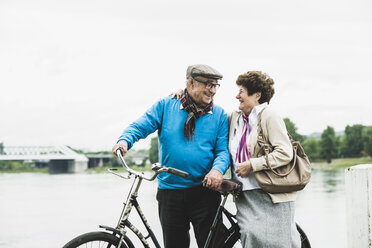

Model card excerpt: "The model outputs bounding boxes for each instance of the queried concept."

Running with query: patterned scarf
[180,89,213,141]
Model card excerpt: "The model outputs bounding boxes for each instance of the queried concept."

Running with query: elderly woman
[230,71,301,247]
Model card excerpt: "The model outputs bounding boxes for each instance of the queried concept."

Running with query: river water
[0,168,346,248]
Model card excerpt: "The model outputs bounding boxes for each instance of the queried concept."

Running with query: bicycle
[63,149,311,248]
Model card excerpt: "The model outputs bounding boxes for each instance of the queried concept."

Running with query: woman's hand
[169,89,183,100]
[235,160,253,177]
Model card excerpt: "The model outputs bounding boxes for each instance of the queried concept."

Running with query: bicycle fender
[99,225,121,236]
[99,225,136,248]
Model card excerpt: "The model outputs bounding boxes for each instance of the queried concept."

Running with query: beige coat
[228,107,297,203]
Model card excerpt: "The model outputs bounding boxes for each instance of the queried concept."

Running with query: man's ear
[187,78,193,88]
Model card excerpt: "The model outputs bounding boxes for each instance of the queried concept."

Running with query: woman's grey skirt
[235,189,301,248]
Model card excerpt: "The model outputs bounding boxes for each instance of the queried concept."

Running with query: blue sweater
[117,97,230,189]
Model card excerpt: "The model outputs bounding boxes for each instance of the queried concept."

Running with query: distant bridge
[0,145,88,173]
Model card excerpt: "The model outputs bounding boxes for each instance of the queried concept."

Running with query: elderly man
[112,64,230,248]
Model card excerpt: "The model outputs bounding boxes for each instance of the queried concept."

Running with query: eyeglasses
[193,77,221,90]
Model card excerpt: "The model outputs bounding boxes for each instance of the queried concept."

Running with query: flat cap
[186,64,223,80]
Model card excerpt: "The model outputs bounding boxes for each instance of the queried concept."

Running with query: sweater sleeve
[117,98,164,149]
[250,111,293,172]
[211,110,230,174]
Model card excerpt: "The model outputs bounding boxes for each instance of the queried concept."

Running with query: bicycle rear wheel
[63,231,132,248]
[296,224,311,248]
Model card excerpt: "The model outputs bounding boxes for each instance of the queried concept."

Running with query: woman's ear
[256,92,262,101]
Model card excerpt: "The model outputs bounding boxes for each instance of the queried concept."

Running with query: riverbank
[0,168,48,173]
[312,157,372,170]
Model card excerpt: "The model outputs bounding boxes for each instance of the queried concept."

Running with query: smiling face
[187,76,218,107]
[236,85,261,116]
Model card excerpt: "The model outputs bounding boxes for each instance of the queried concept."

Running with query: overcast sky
[0,0,371,151]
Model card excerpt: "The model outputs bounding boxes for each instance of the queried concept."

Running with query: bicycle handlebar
[110,149,189,181]
[167,167,189,178]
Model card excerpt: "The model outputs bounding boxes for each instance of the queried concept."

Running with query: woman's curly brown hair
[236,71,275,104]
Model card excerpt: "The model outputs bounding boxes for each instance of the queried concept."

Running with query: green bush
[0,160,45,172]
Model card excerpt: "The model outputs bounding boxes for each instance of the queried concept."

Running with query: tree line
[148,119,372,164]
[284,118,372,163]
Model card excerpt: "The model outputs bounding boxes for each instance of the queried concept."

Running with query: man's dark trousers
[156,186,221,248]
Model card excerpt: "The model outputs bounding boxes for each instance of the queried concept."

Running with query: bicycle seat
[217,179,242,195]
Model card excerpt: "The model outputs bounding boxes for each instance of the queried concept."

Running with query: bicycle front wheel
[63,231,131,248]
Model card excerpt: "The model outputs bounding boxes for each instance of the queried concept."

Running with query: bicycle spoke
[70,240,114,248]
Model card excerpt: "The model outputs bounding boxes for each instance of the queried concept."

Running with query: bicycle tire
[296,224,311,248]
[63,231,133,248]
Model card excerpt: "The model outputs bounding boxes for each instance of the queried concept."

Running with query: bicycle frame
[204,194,227,247]
[204,193,241,248]
[114,174,161,248]
[104,150,188,248]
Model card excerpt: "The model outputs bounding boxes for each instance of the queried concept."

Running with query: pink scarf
[236,114,251,163]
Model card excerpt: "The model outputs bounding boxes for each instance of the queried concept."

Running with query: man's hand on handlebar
[112,141,128,156]
[203,169,223,191]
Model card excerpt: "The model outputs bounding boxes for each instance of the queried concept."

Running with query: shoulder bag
[254,109,311,193]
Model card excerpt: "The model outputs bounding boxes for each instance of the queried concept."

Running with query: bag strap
[256,108,297,177]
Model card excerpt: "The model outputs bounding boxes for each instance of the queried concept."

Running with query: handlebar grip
[116,147,123,156]
[167,167,189,178]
